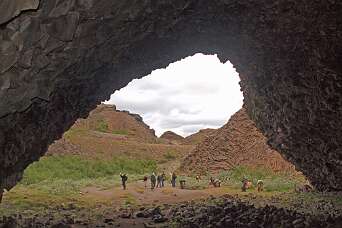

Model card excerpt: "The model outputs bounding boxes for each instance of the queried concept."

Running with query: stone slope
[181,108,297,174]
[47,104,193,161]
[183,129,216,145]
[73,104,157,143]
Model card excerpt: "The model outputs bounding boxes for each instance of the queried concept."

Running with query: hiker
[157,174,162,188]
[171,172,177,187]
[257,180,264,192]
[209,177,221,188]
[120,173,128,190]
[241,177,248,192]
[150,173,156,190]
[241,177,252,192]
[161,172,166,187]
[195,175,201,182]
[143,176,148,188]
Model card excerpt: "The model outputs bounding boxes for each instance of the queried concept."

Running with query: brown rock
[181,108,297,174]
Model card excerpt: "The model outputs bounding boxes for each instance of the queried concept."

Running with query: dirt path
[82,181,229,206]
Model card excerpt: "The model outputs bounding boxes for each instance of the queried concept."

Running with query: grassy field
[0,155,157,214]
[3,155,340,219]
[7,155,305,198]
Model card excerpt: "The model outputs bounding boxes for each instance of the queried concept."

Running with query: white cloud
[105,53,243,137]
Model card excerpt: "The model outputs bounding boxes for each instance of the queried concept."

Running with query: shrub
[163,151,177,160]
[95,119,109,133]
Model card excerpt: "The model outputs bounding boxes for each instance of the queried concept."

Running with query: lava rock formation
[0,0,341,193]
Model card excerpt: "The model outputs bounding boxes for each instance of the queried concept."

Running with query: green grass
[0,155,157,211]
[22,155,157,185]
[95,119,109,133]
[163,151,177,160]
[217,166,305,192]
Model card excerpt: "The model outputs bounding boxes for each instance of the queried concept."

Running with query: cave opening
[0,0,341,225]
[105,53,244,137]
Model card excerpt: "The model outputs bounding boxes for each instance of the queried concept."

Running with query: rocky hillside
[48,104,193,162]
[159,131,185,144]
[180,108,297,174]
[183,129,216,145]
[72,104,157,143]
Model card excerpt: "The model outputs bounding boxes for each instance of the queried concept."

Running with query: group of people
[148,172,165,189]
[241,177,264,192]
[120,172,178,190]
[147,172,178,190]
[120,172,265,192]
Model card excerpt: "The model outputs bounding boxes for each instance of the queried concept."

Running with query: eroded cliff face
[181,108,298,174]
[0,0,341,192]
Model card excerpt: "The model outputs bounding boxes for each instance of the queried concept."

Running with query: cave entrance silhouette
[0,0,341,196]
[105,53,243,137]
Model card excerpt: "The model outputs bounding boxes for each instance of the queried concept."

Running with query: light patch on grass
[163,151,177,160]
[112,129,129,135]
[95,119,109,133]
[217,166,306,192]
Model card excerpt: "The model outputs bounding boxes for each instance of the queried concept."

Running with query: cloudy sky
[105,53,243,137]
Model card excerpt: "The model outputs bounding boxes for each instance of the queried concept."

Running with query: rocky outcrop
[46,104,194,160]
[181,109,297,174]
[0,1,341,192]
[71,104,157,143]
[160,131,184,144]
[183,129,216,145]
[0,0,40,25]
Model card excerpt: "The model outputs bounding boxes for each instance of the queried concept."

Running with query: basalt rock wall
[181,108,298,174]
[0,0,341,192]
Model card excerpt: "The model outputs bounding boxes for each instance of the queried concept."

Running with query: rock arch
[0,0,341,193]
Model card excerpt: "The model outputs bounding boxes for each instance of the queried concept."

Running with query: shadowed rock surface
[181,108,297,174]
[169,196,342,228]
[0,0,341,193]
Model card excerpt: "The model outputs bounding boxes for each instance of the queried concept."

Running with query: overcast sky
[105,53,243,137]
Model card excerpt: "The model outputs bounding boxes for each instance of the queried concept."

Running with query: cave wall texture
[0,0,341,193]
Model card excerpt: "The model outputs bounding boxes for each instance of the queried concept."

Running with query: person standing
[120,173,128,190]
[161,172,166,187]
[150,172,156,190]
[241,177,248,192]
[157,174,162,188]
[143,176,148,188]
[171,172,177,187]
[257,180,264,192]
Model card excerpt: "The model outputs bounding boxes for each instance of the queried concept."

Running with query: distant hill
[180,108,298,174]
[159,131,185,144]
[72,104,157,143]
[47,104,194,165]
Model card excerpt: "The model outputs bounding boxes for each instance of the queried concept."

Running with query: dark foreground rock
[1,196,341,228]
[169,196,342,228]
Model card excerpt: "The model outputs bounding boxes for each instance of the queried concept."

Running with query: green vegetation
[95,119,109,133]
[163,151,177,160]
[63,128,87,140]
[218,166,305,192]
[22,155,157,185]
[112,129,129,135]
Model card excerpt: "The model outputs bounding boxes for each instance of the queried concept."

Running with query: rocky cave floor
[1,194,341,228]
